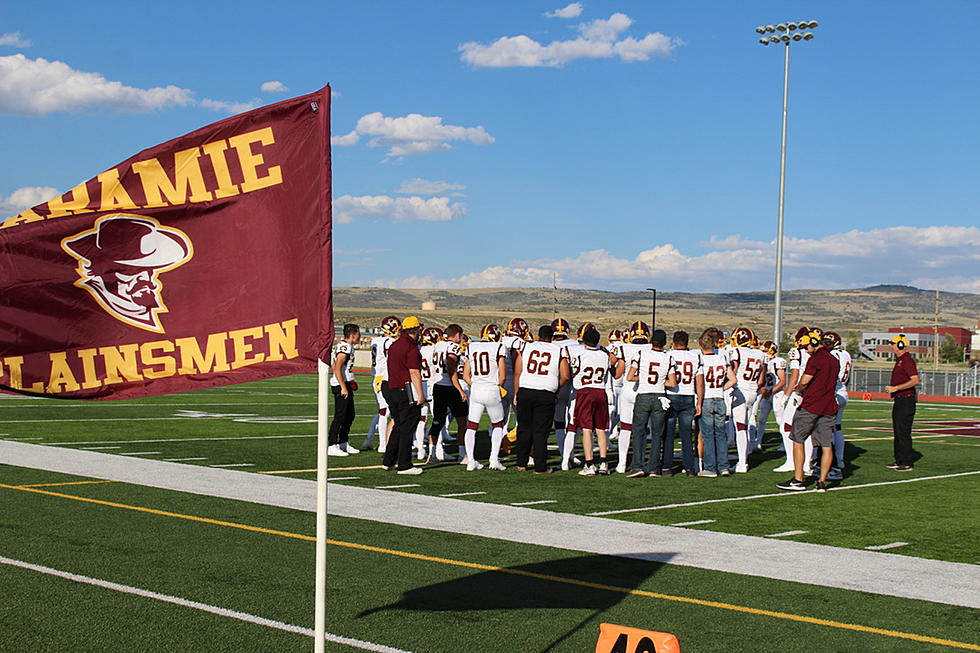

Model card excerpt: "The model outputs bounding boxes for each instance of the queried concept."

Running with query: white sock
[464,429,476,463]
[736,429,748,467]
[618,430,632,468]
[803,438,814,469]
[562,431,576,466]
[489,426,504,464]
[414,422,426,453]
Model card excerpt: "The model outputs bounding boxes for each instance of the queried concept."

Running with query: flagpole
[314,360,330,652]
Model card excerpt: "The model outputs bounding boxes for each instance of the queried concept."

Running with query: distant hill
[333,285,980,340]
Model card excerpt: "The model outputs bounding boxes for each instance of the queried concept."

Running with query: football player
[614,321,650,474]
[664,330,703,476]
[364,315,399,452]
[729,327,766,473]
[513,324,571,473]
[415,327,443,459]
[427,324,470,463]
[606,329,626,440]
[462,324,508,471]
[754,340,787,453]
[500,318,530,454]
[824,331,851,480]
[626,328,677,477]
[570,327,618,475]
[551,317,575,469]
[698,328,737,476]
[327,323,361,456]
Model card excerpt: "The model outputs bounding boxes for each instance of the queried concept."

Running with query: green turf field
[1,373,978,652]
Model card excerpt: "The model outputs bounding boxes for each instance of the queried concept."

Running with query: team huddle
[328,316,852,483]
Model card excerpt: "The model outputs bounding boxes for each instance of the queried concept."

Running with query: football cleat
[822,331,842,349]
[551,317,571,340]
[576,322,596,341]
[379,315,401,337]
[628,321,650,344]
[506,317,530,339]
[480,323,502,342]
[421,326,443,346]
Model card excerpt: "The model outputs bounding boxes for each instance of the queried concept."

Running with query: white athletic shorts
[467,384,505,425]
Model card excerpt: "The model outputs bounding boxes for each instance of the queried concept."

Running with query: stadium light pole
[646,287,657,329]
[756,20,818,343]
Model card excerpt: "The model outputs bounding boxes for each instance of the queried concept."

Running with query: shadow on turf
[356,552,675,652]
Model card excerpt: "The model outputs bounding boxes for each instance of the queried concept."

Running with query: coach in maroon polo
[381,316,426,474]
[884,334,919,471]
[777,331,840,492]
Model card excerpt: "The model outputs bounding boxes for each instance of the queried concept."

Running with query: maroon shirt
[386,333,421,388]
[800,346,840,416]
[890,351,919,398]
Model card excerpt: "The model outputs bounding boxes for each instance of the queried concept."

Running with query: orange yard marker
[595,623,681,653]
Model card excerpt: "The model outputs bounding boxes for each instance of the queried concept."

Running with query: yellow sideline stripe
[16,480,116,489]
[1,482,977,651]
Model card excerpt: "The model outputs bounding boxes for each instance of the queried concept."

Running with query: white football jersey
[370,335,395,380]
[618,342,646,395]
[668,349,702,396]
[468,341,504,388]
[518,341,565,392]
[501,335,523,383]
[419,344,436,383]
[629,348,674,394]
[730,346,766,391]
[701,350,730,399]
[570,346,611,390]
[431,340,464,387]
[764,356,787,390]
[607,341,625,388]
[329,341,355,386]
[831,349,852,391]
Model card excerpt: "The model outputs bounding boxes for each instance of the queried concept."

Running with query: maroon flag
[0,85,332,399]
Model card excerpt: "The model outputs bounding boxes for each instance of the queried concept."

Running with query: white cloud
[360,225,980,292]
[0,54,193,115]
[0,32,31,48]
[459,12,678,67]
[545,3,583,19]
[260,80,288,93]
[331,111,493,158]
[198,97,260,114]
[0,186,59,216]
[397,178,466,196]
[333,194,466,224]
[577,12,632,41]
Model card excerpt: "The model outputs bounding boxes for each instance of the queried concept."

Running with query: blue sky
[2,1,978,293]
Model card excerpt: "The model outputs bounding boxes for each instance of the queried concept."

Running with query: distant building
[421,301,436,311]
[971,320,980,363]
[861,325,973,361]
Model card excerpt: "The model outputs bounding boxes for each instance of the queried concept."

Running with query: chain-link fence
[848,366,980,397]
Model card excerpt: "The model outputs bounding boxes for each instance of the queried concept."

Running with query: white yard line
[766,530,808,538]
[51,434,319,446]
[79,446,121,450]
[671,519,716,527]
[327,476,360,482]
[588,470,980,516]
[866,542,909,551]
[511,500,558,506]
[440,491,488,498]
[375,484,421,490]
[117,452,162,456]
[209,463,254,468]
[0,555,411,653]
[163,457,208,462]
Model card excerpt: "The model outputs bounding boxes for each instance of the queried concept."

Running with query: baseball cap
[401,316,423,329]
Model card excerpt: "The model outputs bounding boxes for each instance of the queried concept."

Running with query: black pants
[329,386,355,445]
[427,384,468,438]
[515,388,556,471]
[892,395,916,466]
[381,382,420,471]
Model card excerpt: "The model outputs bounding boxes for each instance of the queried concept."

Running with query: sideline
[1,440,978,610]
[0,555,412,653]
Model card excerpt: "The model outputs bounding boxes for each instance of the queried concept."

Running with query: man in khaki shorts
[776,331,840,493]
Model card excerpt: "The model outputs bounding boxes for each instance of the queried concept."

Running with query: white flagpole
[314,360,330,652]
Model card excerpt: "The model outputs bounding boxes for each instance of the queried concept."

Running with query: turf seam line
[589,470,980,515]
[0,555,412,653]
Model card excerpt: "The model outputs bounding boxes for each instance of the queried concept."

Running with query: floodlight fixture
[776,23,787,32]
[803,32,814,40]
[766,25,776,33]
[792,33,803,41]
[787,22,798,31]
[756,26,767,34]
[760,38,769,45]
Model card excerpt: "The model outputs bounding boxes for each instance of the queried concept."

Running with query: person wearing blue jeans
[696,328,736,477]
[662,331,704,476]
[626,329,677,477]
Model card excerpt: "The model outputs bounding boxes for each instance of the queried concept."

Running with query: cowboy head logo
[61,214,193,333]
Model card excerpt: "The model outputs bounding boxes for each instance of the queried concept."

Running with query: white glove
[659,397,672,411]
